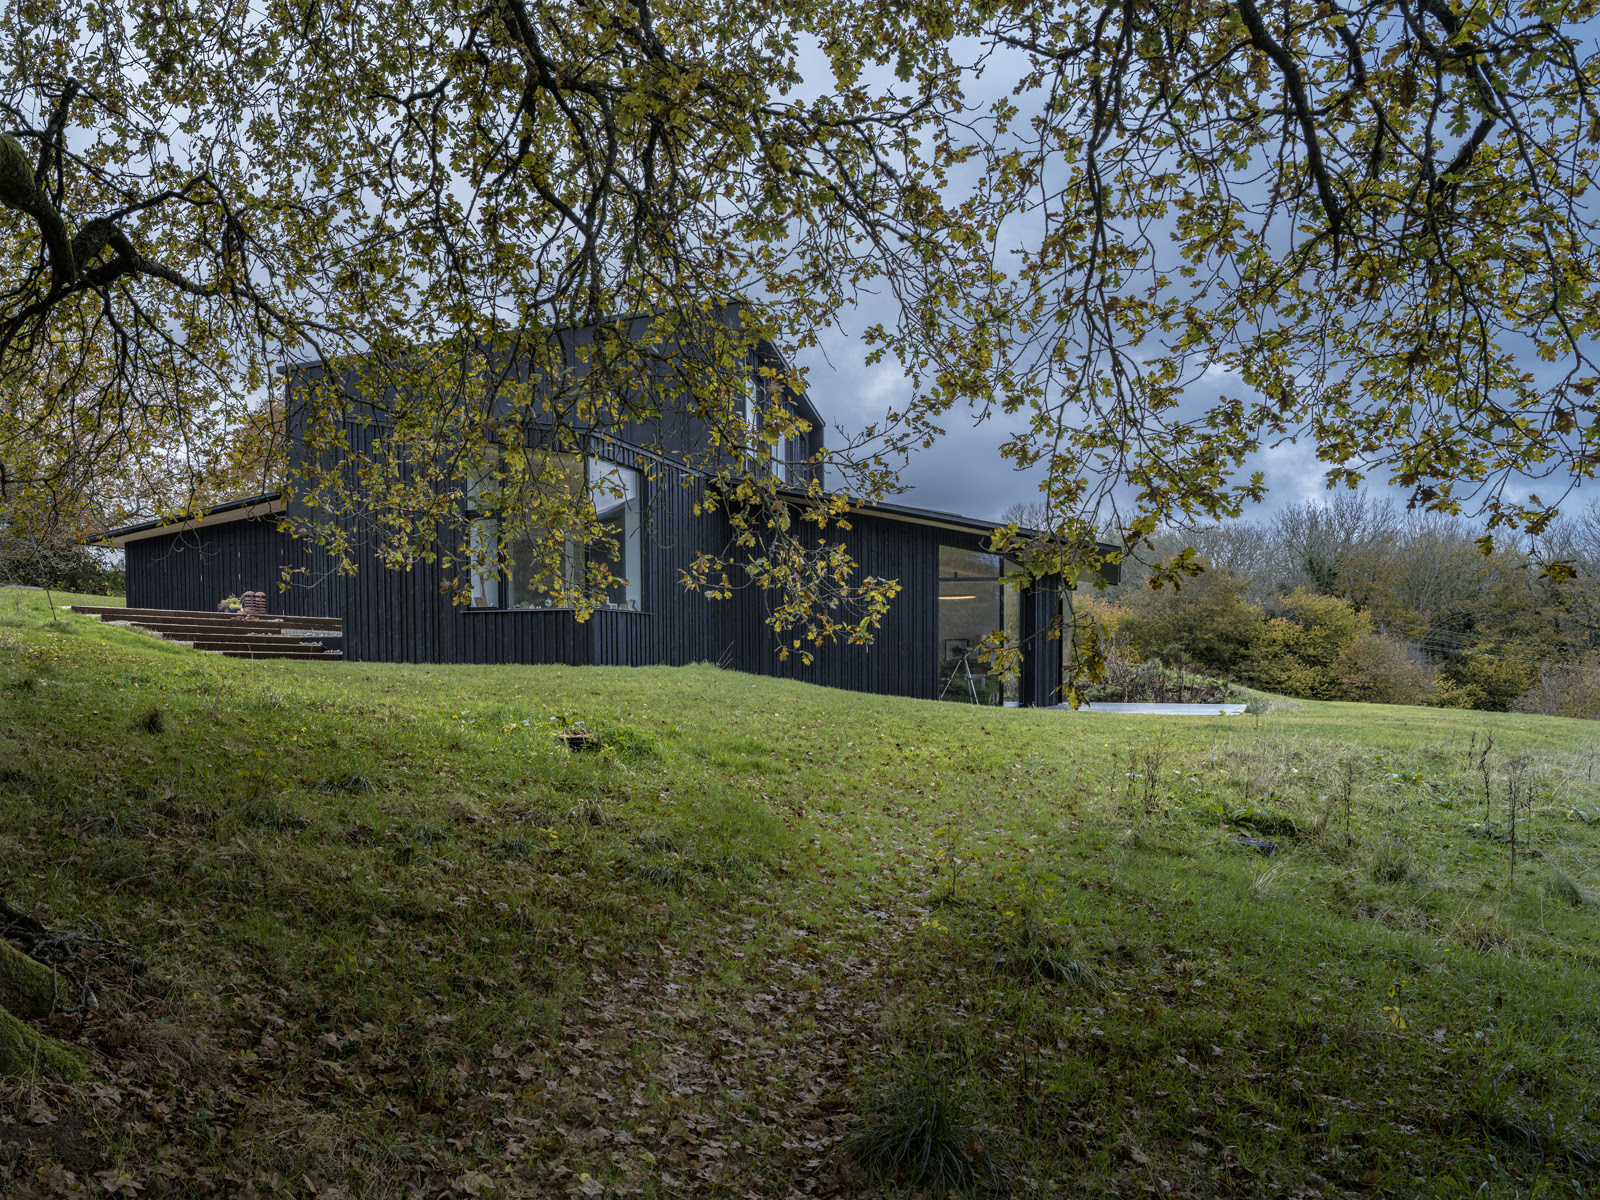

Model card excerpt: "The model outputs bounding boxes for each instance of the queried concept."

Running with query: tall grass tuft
[319,773,376,795]
[848,1073,1004,1197]
[637,855,698,891]
[567,799,615,827]
[1368,838,1418,884]
[1470,1105,1600,1173]
[242,793,309,833]
[1015,932,1103,991]
[1545,869,1588,908]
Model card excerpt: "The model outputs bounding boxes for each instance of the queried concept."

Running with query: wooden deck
[70,607,343,661]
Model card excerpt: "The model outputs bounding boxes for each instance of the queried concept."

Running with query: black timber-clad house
[97,317,1115,707]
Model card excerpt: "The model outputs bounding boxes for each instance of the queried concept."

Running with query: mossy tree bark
[0,938,87,1081]
[0,1003,86,1082]
[0,936,70,1019]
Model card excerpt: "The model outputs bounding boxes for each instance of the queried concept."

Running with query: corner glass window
[586,457,642,610]
[470,451,642,612]
[938,546,1021,705]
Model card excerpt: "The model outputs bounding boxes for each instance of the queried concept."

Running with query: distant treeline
[0,530,123,598]
[1082,491,1600,716]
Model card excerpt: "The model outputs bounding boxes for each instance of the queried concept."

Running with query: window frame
[937,546,1026,705]
[464,451,645,614]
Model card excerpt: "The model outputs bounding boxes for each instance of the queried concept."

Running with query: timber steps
[70,607,343,661]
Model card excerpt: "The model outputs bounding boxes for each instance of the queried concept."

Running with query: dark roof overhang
[772,486,1121,584]
[87,493,286,548]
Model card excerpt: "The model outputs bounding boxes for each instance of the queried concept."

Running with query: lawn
[2,587,1599,1199]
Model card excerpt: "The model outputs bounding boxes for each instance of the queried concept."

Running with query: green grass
[2,587,1600,1197]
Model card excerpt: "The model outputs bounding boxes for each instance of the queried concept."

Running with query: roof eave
[88,493,286,548]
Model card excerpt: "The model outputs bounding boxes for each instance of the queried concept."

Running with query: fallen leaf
[96,1171,145,1196]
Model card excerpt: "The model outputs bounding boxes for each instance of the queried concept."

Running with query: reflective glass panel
[508,452,584,609]
[587,456,642,610]
[938,546,1021,705]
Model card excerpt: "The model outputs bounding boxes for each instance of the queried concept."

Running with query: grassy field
[2,587,1599,1199]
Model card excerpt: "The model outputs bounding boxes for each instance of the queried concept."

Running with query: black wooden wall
[121,480,1064,704]
[120,489,1063,704]
[325,413,1061,704]
[124,520,343,619]
[724,518,1063,707]
[330,432,726,667]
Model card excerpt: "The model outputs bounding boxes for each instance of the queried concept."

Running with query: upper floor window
[768,418,788,484]
[468,451,642,611]
[740,363,790,484]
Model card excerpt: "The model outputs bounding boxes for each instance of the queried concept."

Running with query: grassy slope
[2,587,1599,1199]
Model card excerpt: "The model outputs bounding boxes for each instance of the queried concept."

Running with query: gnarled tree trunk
[0,935,71,1018]
[0,937,86,1081]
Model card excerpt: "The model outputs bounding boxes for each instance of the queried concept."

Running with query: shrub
[1425,676,1481,710]
[1335,633,1431,705]
[1241,590,1369,700]
[1079,659,1238,704]
[1515,663,1600,720]
[0,532,125,596]
[1432,652,1540,713]
[1114,565,1265,674]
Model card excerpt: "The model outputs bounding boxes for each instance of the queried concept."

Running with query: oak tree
[1,0,1597,680]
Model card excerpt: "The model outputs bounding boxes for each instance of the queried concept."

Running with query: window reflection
[468,451,643,611]
[587,458,642,610]
[508,452,585,608]
[938,546,1020,705]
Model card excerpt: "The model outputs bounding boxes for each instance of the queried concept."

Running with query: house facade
[98,320,1114,706]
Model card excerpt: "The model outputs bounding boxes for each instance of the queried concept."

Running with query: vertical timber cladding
[728,512,1065,704]
[731,509,939,699]
[337,425,723,668]
[1020,574,1066,708]
[123,519,342,618]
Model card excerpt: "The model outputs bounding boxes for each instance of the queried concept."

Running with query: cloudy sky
[771,41,1353,531]
[794,324,1337,528]
[774,37,1592,537]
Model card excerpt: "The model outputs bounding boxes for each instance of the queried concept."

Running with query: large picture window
[938,546,1021,705]
[468,452,643,611]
